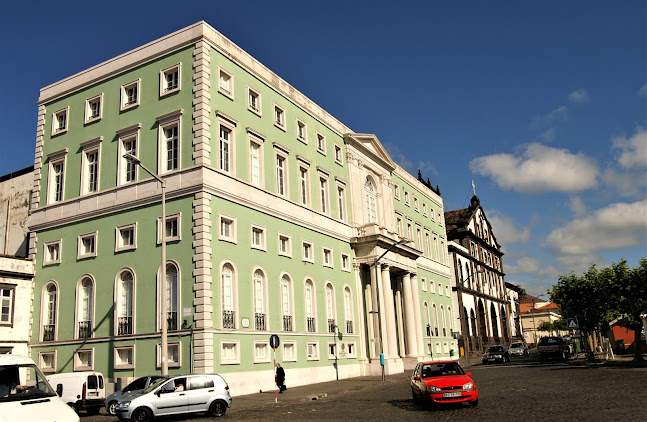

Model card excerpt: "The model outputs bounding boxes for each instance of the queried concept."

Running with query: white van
[0,354,79,422]
[47,371,105,415]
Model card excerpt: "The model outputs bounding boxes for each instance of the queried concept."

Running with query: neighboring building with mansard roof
[445,195,520,358]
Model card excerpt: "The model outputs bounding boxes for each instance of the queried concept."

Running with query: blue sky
[1,1,645,295]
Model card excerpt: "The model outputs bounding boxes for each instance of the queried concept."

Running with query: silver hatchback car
[116,374,232,421]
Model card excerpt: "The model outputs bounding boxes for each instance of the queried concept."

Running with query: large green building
[28,21,454,395]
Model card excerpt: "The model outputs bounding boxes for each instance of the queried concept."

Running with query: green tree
[537,321,555,335]
[550,265,612,360]
[606,259,647,362]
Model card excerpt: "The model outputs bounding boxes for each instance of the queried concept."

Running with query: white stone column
[402,272,417,357]
[410,274,424,356]
[353,263,368,363]
[381,265,398,358]
[395,284,405,356]
[374,263,388,358]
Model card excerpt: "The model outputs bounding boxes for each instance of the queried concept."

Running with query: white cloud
[537,128,556,142]
[638,84,647,97]
[531,105,568,128]
[612,127,647,169]
[569,196,586,216]
[505,257,561,279]
[545,199,647,255]
[568,89,590,104]
[469,143,599,193]
[602,167,647,198]
[487,211,531,247]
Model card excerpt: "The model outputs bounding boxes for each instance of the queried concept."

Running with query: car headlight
[463,382,474,390]
[120,401,131,409]
[427,385,441,393]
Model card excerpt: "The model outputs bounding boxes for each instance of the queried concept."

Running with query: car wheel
[411,388,420,404]
[469,398,479,407]
[107,401,119,415]
[209,400,227,417]
[132,407,152,422]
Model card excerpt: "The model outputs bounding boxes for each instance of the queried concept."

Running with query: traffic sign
[269,334,280,349]
[567,318,579,329]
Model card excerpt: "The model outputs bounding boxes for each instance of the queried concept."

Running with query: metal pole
[273,346,277,403]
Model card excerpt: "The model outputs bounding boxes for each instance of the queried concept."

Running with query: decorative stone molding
[192,192,213,373]
[192,41,212,166]
[31,105,46,211]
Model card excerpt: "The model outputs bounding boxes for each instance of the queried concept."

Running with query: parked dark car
[538,336,570,361]
[482,345,510,364]
[105,375,166,415]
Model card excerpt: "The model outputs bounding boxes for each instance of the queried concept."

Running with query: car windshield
[486,346,505,353]
[510,344,523,349]
[420,362,465,378]
[0,364,57,402]
[142,377,169,394]
[540,337,560,344]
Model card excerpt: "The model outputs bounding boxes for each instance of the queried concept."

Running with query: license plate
[443,392,462,398]
[88,392,98,396]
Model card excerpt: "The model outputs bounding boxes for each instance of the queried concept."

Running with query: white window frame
[278,233,292,258]
[250,224,266,251]
[41,282,59,342]
[396,214,403,237]
[275,149,289,198]
[115,269,135,337]
[80,138,102,196]
[73,348,94,371]
[218,123,234,174]
[51,107,69,135]
[248,132,264,187]
[334,144,343,165]
[85,94,103,123]
[328,342,337,360]
[247,86,261,115]
[421,278,427,291]
[430,207,436,222]
[316,132,326,155]
[302,240,314,263]
[77,231,98,260]
[220,340,240,365]
[306,341,320,361]
[414,197,419,212]
[404,191,410,206]
[341,253,351,272]
[160,63,181,96]
[115,223,137,252]
[43,240,62,266]
[423,203,428,217]
[117,125,140,185]
[39,351,57,373]
[298,163,310,207]
[157,342,181,368]
[318,172,330,215]
[274,104,285,130]
[114,345,135,369]
[282,341,297,362]
[253,341,271,363]
[296,118,307,143]
[120,79,141,111]
[47,150,67,204]
[0,284,15,326]
[157,213,181,244]
[394,184,400,200]
[430,281,436,294]
[322,247,333,268]
[218,214,237,243]
[336,181,347,222]
[158,113,181,174]
[218,66,234,99]
[75,276,95,340]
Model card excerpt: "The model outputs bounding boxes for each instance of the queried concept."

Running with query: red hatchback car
[411,360,478,408]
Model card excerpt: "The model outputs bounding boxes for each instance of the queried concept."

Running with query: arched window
[76,276,94,339]
[42,282,58,341]
[305,279,316,332]
[365,178,377,223]
[440,305,447,336]
[343,286,353,334]
[221,263,236,329]
[158,262,179,331]
[490,303,499,339]
[432,303,439,336]
[281,274,293,332]
[325,283,336,333]
[470,309,477,337]
[116,270,134,335]
[253,269,266,330]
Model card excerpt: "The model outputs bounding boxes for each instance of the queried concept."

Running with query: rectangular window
[307,342,319,360]
[247,87,261,115]
[121,79,140,110]
[337,183,346,222]
[116,224,136,252]
[161,123,179,172]
[251,225,266,251]
[43,240,61,266]
[218,67,234,99]
[334,144,343,164]
[328,342,337,359]
[157,342,181,368]
[254,342,270,363]
[160,64,180,95]
[219,215,236,243]
[221,341,240,364]
[0,284,15,325]
[278,233,291,257]
[283,342,296,362]
[407,220,413,241]
[416,227,422,250]
[77,232,97,259]
[85,94,102,123]
[274,104,285,129]
[52,107,68,135]
[319,175,329,215]
[299,165,309,206]
[48,156,66,204]
[414,197,419,211]
[114,345,134,369]
[81,146,100,195]
[396,215,403,237]
[118,130,139,184]
[323,247,333,268]
[430,207,436,222]
[404,191,410,206]
[249,137,263,186]
[296,119,307,142]
[422,203,428,217]
[39,351,56,373]
[219,125,231,173]
[316,132,326,154]
[74,348,93,371]
[302,241,314,263]
[430,281,435,294]
[158,213,181,244]
[394,184,400,200]
[421,278,427,291]
[276,154,287,197]
[341,253,350,272]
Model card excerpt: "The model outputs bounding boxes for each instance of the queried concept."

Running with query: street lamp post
[456,270,484,363]
[123,153,168,375]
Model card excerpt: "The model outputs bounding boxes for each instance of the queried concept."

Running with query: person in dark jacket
[276,363,286,393]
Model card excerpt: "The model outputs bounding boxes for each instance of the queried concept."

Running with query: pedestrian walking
[276,363,286,393]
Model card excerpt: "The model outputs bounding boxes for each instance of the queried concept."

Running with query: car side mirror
[156,390,162,397]
[56,384,63,397]
[466,372,472,376]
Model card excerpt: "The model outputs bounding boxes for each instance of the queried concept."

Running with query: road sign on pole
[270,334,280,403]
[567,318,579,329]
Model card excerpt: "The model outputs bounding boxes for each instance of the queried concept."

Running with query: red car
[411,360,478,408]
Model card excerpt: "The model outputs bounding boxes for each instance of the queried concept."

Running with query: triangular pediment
[344,133,396,172]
